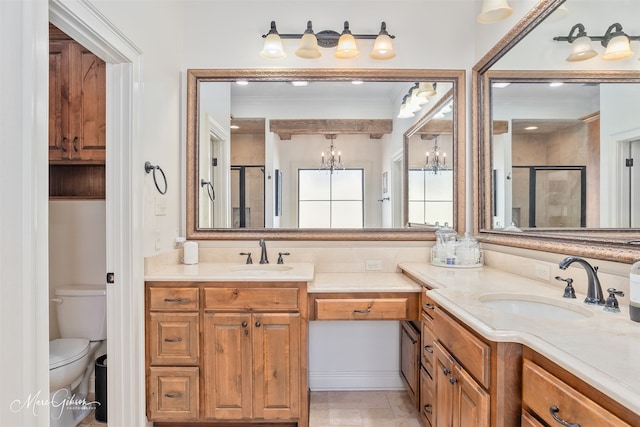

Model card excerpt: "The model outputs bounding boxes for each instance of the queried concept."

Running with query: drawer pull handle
[423,404,432,414]
[549,405,580,427]
[354,308,372,313]
[424,303,435,310]
[164,297,191,304]
[164,392,183,399]
[164,337,183,343]
[424,345,433,353]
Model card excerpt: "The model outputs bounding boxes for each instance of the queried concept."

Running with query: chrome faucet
[259,239,269,264]
[558,256,604,305]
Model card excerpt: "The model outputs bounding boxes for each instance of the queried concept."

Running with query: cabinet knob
[424,303,435,310]
[423,404,433,415]
[449,377,457,384]
[242,321,248,327]
[255,321,261,327]
[443,368,451,375]
[424,345,433,353]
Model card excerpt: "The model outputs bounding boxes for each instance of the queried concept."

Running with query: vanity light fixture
[319,134,344,174]
[260,21,396,60]
[423,137,447,175]
[397,82,438,119]
[477,0,513,24]
[553,23,639,62]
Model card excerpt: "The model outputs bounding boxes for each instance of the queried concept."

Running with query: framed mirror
[187,69,465,240]
[473,0,640,262]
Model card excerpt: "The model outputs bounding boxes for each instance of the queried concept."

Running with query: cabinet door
[400,321,420,408]
[49,41,70,161]
[451,363,490,427]
[433,341,455,427]
[252,313,301,420]
[420,367,435,427]
[68,43,106,161]
[203,313,253,419]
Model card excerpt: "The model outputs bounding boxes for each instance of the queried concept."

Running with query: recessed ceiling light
[351,80,364,85]
[525,126,538,130]
[230,125,240,129]
[492,82,511,88]
[549,82,564,87]
[235,80,249,86]
[291,81,309,87]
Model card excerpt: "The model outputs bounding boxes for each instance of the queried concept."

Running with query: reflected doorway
[231,166,265,228]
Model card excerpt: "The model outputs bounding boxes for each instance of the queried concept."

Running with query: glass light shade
[409,88,428,107]
[334,33,360,59]
[397,103,415,119]
[260,33,286,58]
[417,82,437,98]
[602,35,633,61]
[295,33,321,59]
[477,0,513,24]
[566,36,598,62]
[369,34,396,60]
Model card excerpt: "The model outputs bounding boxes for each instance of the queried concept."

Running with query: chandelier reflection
[320,134,344,174]
[423,136,446,174]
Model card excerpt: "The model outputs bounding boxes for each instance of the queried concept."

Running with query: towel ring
[145,161,167,195]
[200,179,215,201]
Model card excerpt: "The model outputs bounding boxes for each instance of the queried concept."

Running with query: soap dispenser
[630,261,640,322]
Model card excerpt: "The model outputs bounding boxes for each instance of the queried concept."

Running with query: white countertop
[399,262,640,417]
[309,272,423,293]
[144,262,315,282]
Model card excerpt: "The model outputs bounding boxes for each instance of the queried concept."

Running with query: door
[433,341,455,427]
[252,313,301,420]
[204,313,253,419]
[451,364,489,427]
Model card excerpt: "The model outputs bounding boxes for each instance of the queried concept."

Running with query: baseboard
[309,370,405,391]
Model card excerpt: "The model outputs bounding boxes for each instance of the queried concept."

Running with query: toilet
[49,285,107,427]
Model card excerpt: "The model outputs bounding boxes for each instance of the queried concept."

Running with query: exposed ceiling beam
[269,119,392,140]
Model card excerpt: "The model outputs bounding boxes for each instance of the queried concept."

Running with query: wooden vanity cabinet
[146,281,308,426]
[522,348,638,427]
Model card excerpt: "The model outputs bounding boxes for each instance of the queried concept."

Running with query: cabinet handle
[409,337,417,344]
[242,321,248,327]
[549,405,580,427]
[424,345,433,353]
[424,303,435,310]
[354,308,372,313]
[164,337,183,343]
[164,392,183,399]
[255,321,261,327]
[164,297,191,304]
[449,377,457,384]
[423,404,433,415]
[443,368,451,375]
[71,136,79,152]
[59,136,67,152]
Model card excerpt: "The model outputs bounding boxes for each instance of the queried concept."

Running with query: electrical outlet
[534,262,551,281]
[365,260,382,271]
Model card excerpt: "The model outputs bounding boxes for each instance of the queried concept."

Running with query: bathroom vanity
[400,262,640,427]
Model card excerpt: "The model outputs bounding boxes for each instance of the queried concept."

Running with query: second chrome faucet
[558,256,604,305]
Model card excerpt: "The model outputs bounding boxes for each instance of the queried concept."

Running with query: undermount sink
[479,294,593,320]
[228,264,294,273]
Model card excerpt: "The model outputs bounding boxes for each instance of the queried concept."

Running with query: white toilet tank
[55,285,107,341]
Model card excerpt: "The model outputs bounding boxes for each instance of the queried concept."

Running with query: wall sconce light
[397,83,438,119]
[260,21,396,60]
[477,0,513,24]
[553,23,639,62]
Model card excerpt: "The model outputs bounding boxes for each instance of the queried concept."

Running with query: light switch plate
[154,197,167,216]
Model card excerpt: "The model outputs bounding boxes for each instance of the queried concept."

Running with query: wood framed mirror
[473,0,640,262]
[186,69,465,240]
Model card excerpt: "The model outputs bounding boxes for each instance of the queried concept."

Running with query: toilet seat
[49,338,90,369]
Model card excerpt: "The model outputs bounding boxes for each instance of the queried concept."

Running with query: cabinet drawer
[522,359,631,427]
[149,287,199,311]
[421,292,437,328]
[433,307,490,388]
[148,367,199,421]
[420,367,435,427]
[521,410,545,427]
[204,287,299,311]
[315,297,411,320]
[149,312,199,365]
[421,313,436,375]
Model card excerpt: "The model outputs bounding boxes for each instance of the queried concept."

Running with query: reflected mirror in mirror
[188,70,465,240]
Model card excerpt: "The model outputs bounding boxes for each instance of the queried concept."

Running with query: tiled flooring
[79,390,422,427]
[310,390,422,427]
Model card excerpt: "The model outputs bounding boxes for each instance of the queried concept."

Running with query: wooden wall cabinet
[49,30,106,164]
[145,282,308,426]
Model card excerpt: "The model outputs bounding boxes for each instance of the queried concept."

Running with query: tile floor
[79,390,422,427]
